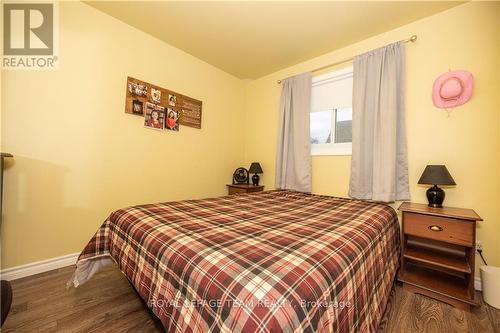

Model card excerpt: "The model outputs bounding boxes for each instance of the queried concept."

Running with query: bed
[69,190,400,332]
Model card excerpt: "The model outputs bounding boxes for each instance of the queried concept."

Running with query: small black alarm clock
[232,167,249,185]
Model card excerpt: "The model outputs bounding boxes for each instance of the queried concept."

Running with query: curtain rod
[276,35,417,84]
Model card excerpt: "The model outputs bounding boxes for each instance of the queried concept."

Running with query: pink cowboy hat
[432,70,473,108]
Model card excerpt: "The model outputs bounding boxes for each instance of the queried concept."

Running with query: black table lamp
[249,162,263,186]
[417,165,456,208]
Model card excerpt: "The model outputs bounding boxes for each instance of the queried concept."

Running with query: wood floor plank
[467,294,495,333]
[2,265,499,332]
[485,303,500,333]
[3,269,135,332]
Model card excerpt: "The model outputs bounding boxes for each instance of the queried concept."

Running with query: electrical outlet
[475,240,483,253]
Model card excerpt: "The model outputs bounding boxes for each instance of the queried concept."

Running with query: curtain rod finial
[409,35,417,42]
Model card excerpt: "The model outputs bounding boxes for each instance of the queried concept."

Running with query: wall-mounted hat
[432,70,473,109]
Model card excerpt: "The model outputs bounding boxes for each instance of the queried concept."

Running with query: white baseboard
[475,276,482,291]
[0,252,79,281]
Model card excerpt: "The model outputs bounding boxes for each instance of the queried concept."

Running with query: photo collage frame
[124,77,203,131]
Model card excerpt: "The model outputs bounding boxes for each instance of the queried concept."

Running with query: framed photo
[168,94,177,106]
[144,103,165,130]
[128,82,148,97]
[125,77,202,128]
[150,88,161,104]
[132,99,144,115]
[165,108,179,131]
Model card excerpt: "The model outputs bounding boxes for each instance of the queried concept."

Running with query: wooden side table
[226,184,264,195]
[398,202,482,311]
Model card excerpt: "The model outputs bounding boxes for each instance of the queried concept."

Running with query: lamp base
[426,185,445,208]
[252,174,260,186]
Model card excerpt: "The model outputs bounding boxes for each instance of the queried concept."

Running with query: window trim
[310,67,353,156]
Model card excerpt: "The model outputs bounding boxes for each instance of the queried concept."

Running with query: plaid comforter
[76,190,400,332]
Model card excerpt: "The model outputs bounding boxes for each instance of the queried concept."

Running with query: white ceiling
[86,1,463,79]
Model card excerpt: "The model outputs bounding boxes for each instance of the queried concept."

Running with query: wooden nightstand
[398,202,482,311]
[226,184,264,195]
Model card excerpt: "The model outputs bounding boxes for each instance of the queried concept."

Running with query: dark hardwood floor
[2,265,499,332]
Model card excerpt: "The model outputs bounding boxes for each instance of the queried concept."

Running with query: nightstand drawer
[228,187,248,195]
[246,187,263,193]
[403,212,473,247]
[227,185,264,195]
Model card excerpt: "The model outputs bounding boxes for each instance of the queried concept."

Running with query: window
[310,67,353,156]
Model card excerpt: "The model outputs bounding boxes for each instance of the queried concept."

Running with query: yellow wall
[244,2,500,269]
[0,2,246,268]
[498,4,500,263]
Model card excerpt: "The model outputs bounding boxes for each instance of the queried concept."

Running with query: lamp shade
[417,165,456,186]
[249,162,263,174]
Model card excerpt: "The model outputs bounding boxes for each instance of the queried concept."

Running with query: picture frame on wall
[150,88,162,104]
[132,99,144,115]
[124,76,203,129]
[168,94,176,106]
[165,108,179,131]
[144,103,165,130]
[128,81,148,97]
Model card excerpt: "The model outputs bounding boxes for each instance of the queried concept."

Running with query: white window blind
[310,67,353,156]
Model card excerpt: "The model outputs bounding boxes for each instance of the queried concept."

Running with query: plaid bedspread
[76,190,400,332]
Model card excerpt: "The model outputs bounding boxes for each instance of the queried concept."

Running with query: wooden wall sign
[125,76,203,129]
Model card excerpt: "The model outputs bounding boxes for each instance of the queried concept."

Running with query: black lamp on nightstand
[249,162,263,186]
[418,165,456,208]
